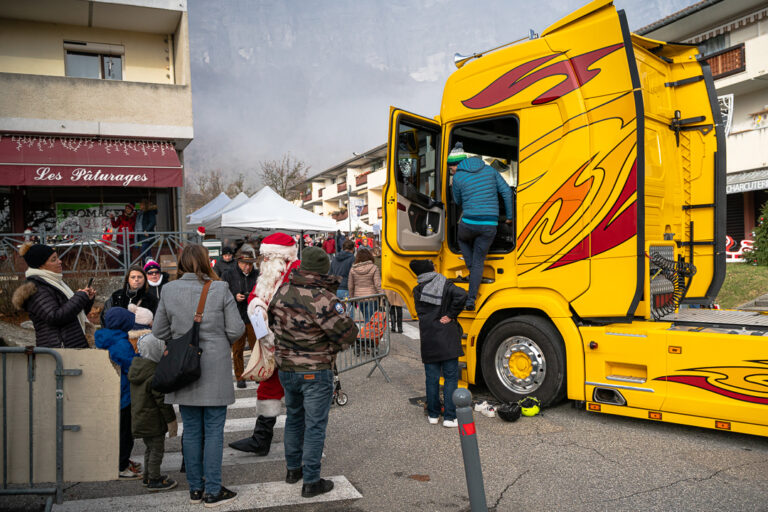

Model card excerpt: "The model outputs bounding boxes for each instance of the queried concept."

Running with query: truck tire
[480,315,566,407]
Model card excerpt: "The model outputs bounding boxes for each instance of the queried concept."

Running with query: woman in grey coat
[152,244,244,507]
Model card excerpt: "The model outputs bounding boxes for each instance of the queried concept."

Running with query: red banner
[0,135,183,188]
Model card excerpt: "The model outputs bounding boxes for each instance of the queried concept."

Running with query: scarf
[25,268,87,335]
[148,276,163,287]
[416,271,447,306]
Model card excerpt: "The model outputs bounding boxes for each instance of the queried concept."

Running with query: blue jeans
[457,222,497,305]
[279,369,334,484]
[179,405,227,495]
[424,359,459,421]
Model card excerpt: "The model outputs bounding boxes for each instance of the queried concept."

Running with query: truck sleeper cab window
[447,116,519,255]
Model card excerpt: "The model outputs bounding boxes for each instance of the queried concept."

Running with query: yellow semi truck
[382,0,768,436]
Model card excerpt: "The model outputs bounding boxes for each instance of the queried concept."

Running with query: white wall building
[299,144,386,232]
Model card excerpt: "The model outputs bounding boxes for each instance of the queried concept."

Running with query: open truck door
[382,108,444,309]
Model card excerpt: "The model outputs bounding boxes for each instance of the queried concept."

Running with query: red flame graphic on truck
[656,361,768,405]
[462,43,624,109]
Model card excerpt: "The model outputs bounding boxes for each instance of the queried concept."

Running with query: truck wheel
[480,315,566,407]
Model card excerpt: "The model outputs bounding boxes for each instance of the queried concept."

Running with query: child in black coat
[410,259,467,428]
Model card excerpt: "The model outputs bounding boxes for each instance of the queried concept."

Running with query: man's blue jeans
[179,405,227,495]
[457,222,497,305]
[424,359,459,421]
[279,369,334,484]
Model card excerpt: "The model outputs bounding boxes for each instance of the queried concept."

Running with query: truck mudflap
[581,322,768,436]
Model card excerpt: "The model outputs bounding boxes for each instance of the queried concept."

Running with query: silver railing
[0,230,199,276]
[336,293,391,382]
[0,347,83,511]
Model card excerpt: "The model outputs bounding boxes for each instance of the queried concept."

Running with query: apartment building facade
[299,144,386,232]
[639,0,768,245]
[0,0,193,234]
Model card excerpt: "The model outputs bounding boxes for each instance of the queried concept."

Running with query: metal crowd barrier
[0,230,197,276]
[0,347,82,511]
[336,293,391,382]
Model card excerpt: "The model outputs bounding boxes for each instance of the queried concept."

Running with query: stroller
[332,361,347,406]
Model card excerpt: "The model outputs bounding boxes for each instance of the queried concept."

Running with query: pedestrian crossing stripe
[57,476,361,511]
[174,415,286,437]
[400,322,420,340]
[158,445,324,473]
[173,397,260,412]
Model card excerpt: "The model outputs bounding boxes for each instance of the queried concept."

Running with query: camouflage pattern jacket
[268,269,358,372]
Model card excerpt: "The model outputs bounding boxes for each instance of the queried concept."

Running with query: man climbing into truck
[452,155,513,310]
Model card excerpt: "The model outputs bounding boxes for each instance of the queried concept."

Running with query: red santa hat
[259,232,297,261]
[196,226,206,237]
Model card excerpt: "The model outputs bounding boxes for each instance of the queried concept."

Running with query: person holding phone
[220,247,259,388]
[12,243,96,348]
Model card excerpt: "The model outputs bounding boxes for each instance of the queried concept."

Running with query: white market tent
[186,192,231,225]
[198,191,251,229]
[202,186,337,233]
[337,217,372,233]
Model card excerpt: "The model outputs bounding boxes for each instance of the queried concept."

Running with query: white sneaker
[474,401,488,412]
[443,419,458,428]
[428,416,439,425]
[118,468,142,480]
[481,405,496,418]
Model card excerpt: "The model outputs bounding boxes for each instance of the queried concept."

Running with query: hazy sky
[185,0,698,182]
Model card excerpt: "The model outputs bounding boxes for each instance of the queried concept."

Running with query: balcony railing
[705,43,746,80]
[377,207,382,219]
[302,192,311,202]
[337,182,347,193]
[356,174,368,186]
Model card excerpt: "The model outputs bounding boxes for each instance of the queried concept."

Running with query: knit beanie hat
[137,333,164,363]
[143,260,161,273]
[20,243,55,269]
[300,247,330,274]
[128,303,154,327]
[409,259,434,276]
[447,142,468,164]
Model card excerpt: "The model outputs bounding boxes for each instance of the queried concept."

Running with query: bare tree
[225,172,254,197]
[258,154,309,200]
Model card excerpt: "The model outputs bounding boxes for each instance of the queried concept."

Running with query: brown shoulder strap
[194,280,213,323]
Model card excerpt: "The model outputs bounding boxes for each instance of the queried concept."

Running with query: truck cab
[382,0,768,436]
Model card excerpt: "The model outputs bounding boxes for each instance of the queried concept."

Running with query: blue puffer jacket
[452,157,514,225]
[95,307,137,409]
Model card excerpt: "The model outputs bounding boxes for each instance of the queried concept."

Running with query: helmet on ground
[519,397,541,417]
[497,402,522,422]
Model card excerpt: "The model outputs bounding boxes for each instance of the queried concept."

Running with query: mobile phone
[87,277,94,288]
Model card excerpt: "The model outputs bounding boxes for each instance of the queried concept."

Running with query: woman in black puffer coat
[12,243,96,348]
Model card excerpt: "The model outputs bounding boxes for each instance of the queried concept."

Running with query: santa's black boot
[228,415,276,456]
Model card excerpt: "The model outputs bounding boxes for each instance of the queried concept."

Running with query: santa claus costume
[229,232,300,455]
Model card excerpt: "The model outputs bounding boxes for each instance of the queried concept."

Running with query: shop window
[0,190,10,233]
[64,41,124,80]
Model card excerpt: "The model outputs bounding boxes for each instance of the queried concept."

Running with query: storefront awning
[0,135,183,187]
[726,168,768,195]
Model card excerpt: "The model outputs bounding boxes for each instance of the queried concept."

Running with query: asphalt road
[3,322,767,511]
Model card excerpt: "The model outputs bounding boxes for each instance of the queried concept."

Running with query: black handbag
[152,281,212,393]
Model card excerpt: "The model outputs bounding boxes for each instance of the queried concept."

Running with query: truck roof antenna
[454,29,539,69]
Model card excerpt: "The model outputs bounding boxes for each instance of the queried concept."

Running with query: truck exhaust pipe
[592,387,627,406]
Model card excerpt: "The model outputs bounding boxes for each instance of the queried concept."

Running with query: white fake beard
[254,257,288,304]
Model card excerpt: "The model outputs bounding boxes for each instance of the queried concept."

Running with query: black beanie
[409,259,434,276]
[22,244,55,269]
[300,247,330,274]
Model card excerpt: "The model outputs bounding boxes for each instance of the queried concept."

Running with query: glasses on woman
[147,270,160,275]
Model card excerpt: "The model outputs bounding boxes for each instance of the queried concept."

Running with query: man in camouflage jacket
[268,247,358,498]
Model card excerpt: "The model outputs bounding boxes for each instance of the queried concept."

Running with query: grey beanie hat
[137,333,165,363]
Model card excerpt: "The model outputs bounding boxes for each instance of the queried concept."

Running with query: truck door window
[396,123,440,206]
[447,116,519,254]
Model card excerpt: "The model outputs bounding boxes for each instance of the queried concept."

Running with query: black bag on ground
[152,281,211,393]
